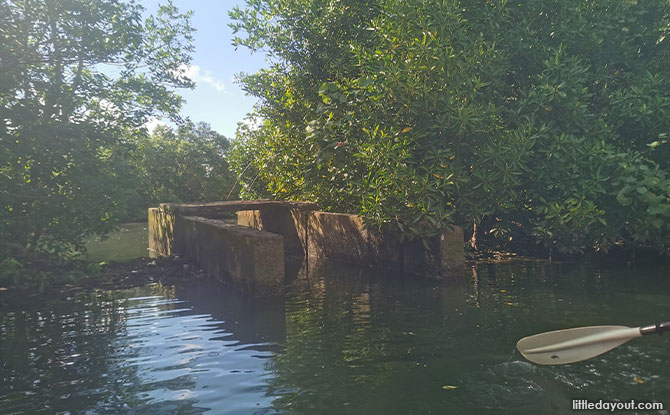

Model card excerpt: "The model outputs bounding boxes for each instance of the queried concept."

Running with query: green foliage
[231,0,670,255]
[611,155,670,251]
[132,122,236,210]
[0,0,194,256]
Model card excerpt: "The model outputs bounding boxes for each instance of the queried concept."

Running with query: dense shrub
[230,0,670,255]
[0,0,194,257]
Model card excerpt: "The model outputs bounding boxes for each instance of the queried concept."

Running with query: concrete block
[307,212,369,263]
[148,207,176,257]
[401,226,465,277]
[304,212,462,277]
[440,226,465,275]
[237,208,309,258]
[367,227,403,270]
[151,200,464,291]
[181,216,284,296]
[237,210,261,229]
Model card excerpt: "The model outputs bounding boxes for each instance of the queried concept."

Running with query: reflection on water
[0,284,282,415]
[84,222,149,262]
[1,261,669,414]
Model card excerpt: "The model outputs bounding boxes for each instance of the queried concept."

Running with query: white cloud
[179,64,225,92]
[144,117,167,133]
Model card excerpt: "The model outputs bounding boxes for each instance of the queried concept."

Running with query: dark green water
[1,261,669,414]
[83,222,149,262]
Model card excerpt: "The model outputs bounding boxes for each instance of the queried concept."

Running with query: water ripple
[0,285,278,415]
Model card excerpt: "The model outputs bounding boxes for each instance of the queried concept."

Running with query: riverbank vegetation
[0,0,236,284]
[230,0,670,258]
[2,0,670,287]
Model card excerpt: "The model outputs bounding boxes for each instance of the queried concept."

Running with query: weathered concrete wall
[149,207,285,295]
[238,209,465,278]
[148,206,176,258]
[148,205,188,258]
[440,226,465,274]
[305,212,465,276]
[180,216,284,296]
[306,212,403,270]
[239,210,394,265]
[401,227,465,277]
[307,212,369,263]
[237,208,309,258]
[365,226,404,270]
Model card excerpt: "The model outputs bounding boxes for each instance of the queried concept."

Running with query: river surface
[83,222,149,263]
[1,259,669,414]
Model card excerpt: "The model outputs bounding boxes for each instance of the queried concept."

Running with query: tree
[132,122,236,210]
[0,0,194,256]
[230,0,670,255]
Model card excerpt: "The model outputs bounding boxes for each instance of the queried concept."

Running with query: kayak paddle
[517,321,670,365]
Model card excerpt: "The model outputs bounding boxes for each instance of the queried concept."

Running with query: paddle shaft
[640,321,670,336]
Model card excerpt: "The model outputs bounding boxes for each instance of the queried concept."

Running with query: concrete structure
[302,211,463,277]
[237,208,310,259]
[162,200,318,216]
[179,217,284,297]
[148,206,176,257]
[149,200,317,296]
[149,200,465,296]
[236,210,465,277]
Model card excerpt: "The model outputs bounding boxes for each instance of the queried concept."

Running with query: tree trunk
[469,219,478,250]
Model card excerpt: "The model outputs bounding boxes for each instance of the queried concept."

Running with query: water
[84,223,149,262]
[1,261,669,414]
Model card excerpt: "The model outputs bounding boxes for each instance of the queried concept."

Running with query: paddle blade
[517,325,642,365]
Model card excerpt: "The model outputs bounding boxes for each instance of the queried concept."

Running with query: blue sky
[144,0,269,138]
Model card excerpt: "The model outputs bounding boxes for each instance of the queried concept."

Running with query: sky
[144,0,269,138]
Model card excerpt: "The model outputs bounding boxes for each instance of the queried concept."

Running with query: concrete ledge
[161,199,318,216]
[180,216,284,296]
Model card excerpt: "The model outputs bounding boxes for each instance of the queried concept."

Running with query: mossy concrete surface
[148,207,176,258]
[306,212,372,264]
[180,216,284,296]
[150,204,287,295]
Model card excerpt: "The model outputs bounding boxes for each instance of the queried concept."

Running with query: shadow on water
[173,280,286,350]
[1,259,669,414]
